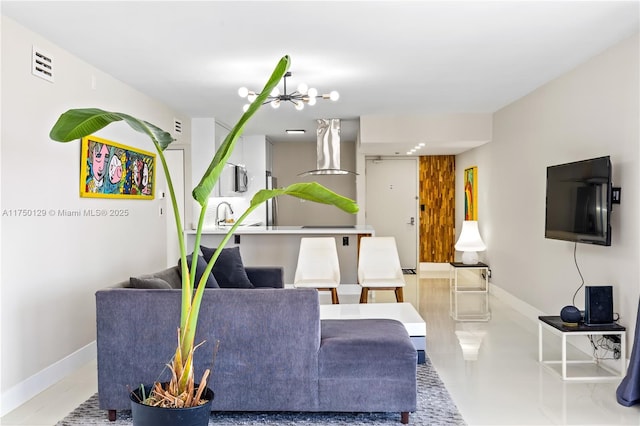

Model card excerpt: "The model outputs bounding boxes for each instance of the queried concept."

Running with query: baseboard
[0,341,96,416]
[419,262,450,279]
[420,262,449,272]
[489,283,545,320]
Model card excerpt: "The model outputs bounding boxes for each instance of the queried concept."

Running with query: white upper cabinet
[215,122,244,197]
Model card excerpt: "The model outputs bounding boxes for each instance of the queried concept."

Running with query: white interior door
[164,149,185,267]
[365,158,418,269]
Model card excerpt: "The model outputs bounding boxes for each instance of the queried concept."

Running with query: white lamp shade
[455,221,486,252]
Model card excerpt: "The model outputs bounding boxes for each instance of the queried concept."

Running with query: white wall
[191,118,217,194]
[0,17,190,413]
[359,113,493,154]
[456,34,639,353]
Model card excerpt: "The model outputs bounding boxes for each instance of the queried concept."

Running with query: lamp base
[461,251,479,265]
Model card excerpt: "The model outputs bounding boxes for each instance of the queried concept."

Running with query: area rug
[55,357,465,425]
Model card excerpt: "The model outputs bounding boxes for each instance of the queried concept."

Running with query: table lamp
[455,221,486,264]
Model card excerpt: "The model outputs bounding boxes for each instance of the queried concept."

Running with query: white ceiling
[2,1,639,154]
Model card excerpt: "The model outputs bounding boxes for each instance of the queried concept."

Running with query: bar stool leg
[359,287,369,303]
[330,288,340,304]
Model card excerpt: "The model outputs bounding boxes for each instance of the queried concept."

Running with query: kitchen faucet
[215,201,234,226]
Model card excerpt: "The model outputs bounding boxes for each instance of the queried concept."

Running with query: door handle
[407,217,415,226]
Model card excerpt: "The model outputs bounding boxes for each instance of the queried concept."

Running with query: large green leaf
[49,108,174,150]
[191,55,291,205]
[251,182,359,214]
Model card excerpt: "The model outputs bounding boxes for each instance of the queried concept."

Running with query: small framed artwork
[464,166,478,220]
[80,135,156,199]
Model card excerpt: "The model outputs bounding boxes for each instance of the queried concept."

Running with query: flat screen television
[545,156,612,246]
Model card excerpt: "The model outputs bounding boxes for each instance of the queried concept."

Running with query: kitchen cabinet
[191,118,245,197]
[215,122,244,197]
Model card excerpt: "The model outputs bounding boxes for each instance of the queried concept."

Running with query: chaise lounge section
[96,266,417,423]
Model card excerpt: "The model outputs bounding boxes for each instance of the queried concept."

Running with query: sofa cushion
[200,246,254,289]
[151,267,182,289]
[318,319,417,413]
[319,319,417,378]
[178,254,220,289]
[245,267,285,288]
[130,275,172,289]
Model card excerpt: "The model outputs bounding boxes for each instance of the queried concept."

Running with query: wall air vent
[174,119,183,134]
[32,46,54,82]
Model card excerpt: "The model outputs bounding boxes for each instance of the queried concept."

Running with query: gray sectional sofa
[96,263,418,423]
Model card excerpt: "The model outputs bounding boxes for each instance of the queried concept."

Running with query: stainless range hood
[298,118,357,176]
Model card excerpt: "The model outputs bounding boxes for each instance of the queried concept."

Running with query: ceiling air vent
[174,119,183,134]
[32,46,54,82]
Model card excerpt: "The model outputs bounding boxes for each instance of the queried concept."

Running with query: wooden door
[419,156,455,263]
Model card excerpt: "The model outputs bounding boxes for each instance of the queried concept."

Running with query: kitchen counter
[185,225,375,285]
[186,225,374,235]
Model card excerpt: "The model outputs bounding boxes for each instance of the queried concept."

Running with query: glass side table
[449,262,490,321]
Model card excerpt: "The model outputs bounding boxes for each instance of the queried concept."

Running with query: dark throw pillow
[178,254,220,289]
[200,245,254,289]
[130,275,172,289]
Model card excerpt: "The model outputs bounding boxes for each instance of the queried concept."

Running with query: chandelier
[238,72,339,112]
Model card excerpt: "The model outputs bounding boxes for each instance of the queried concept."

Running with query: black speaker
[584,286,613,325]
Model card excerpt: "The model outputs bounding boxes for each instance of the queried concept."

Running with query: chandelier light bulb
[238,72,337,111]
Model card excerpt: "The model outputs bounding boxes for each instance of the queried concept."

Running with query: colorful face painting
[463,166,478,221]
[80,135,155,199]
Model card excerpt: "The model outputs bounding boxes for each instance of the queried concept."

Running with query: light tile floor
[2,273,639,425]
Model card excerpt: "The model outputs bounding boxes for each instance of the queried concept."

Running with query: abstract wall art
[80,135,156,199]
[463,166,478,220]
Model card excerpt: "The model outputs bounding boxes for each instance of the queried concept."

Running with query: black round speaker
[560,305,582,323]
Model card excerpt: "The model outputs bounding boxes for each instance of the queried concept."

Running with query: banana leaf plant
[49,55,358,407]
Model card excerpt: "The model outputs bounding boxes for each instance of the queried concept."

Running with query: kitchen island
[185,225,374,285]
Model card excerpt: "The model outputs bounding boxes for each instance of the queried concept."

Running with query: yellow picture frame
[80,135,156,199]
[464,166,478,220]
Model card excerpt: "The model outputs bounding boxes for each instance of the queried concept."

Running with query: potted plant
[49,55,358,425]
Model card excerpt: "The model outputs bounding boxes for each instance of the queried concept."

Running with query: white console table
[538,316,626,381]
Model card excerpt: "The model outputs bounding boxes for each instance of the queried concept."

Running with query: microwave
[234,165,248,192]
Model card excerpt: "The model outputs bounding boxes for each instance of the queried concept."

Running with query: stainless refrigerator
[266,171,278,226]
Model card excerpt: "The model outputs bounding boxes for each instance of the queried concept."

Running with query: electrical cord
[588,335,621,360]
[572,244,622,361]
[572,243,621,323]
[572,242,585,306]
